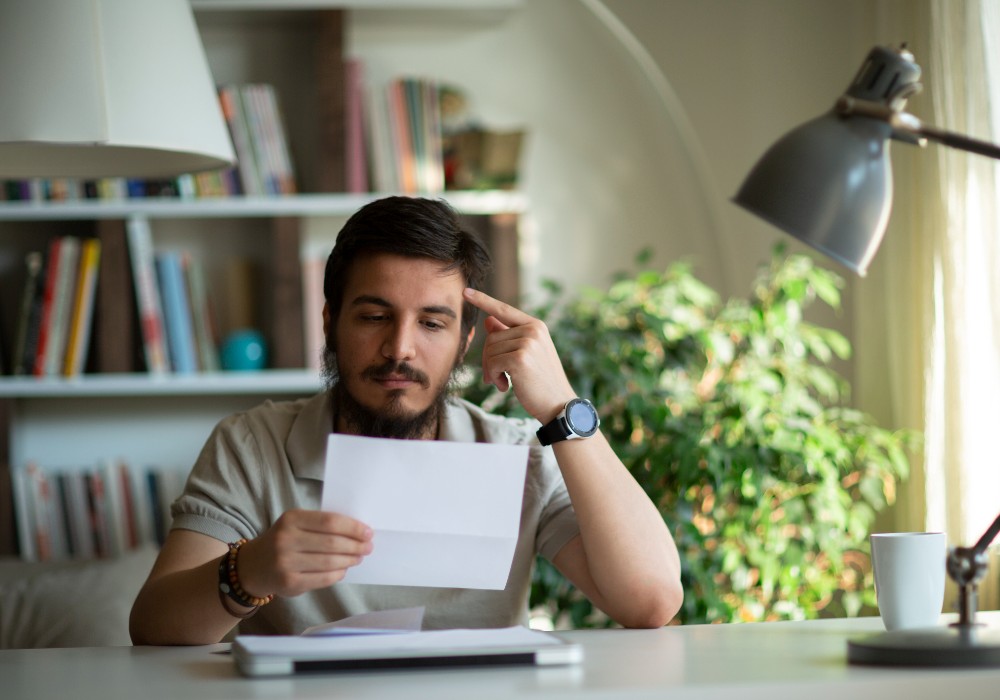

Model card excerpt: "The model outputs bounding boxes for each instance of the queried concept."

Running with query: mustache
[362,360,430,388]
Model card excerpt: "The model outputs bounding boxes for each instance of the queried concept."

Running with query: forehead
[341,253,465,306]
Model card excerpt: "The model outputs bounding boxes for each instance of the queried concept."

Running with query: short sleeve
[170,412,268,544]
[531,448,581,562]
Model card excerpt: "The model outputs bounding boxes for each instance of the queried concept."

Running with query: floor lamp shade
[0,0,235,179]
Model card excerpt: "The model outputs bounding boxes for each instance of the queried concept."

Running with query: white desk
[5,614,1000,700]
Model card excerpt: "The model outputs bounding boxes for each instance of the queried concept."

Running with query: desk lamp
[0,0,234,178]
[733,44,1000,667]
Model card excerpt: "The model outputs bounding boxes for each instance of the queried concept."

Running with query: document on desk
[233,626,583,677]
[320,434,529,589]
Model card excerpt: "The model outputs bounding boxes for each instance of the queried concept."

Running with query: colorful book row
[126,218,220,375]
[10,461,185,562]
[348,66,525,195]
[10,237,101,378]
[0,83,297,203]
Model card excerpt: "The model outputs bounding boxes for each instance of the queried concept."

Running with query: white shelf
[190,1,521,12]
[0,370,323,398]
[0,191,527,222]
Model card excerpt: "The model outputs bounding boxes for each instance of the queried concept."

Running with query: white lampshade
[0,0,235,179]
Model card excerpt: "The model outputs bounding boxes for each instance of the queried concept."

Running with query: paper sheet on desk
[320,434,529,589]
[302,607,425,636]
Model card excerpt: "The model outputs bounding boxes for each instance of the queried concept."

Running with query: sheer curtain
[861,0,1000,610]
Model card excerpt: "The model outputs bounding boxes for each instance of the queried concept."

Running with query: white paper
[302,606,425,636]
[320,434,529,589]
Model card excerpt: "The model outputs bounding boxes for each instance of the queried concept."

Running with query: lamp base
[848,624,1000,667]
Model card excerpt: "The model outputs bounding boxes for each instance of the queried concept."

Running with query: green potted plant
[464,246,916,627]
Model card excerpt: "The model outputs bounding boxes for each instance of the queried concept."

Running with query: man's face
[326,253,473,438]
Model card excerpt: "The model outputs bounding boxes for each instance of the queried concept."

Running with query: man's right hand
[237,509,374,599]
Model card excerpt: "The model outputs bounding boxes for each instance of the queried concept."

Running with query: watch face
[565,399,600,437]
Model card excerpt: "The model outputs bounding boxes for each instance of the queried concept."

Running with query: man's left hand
[463,287,575,423]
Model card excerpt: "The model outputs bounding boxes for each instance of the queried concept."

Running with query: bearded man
[130,197,682,645]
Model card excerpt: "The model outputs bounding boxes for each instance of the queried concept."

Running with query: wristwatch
[536,398,600,446]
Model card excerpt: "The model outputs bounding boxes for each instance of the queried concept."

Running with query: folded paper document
[302,606,425,637]
[321,434,529,589]
[233,626,583,676]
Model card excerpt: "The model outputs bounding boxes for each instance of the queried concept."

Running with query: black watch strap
[536,415,572,446]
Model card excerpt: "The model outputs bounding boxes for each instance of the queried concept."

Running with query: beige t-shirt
[171,391,580,634]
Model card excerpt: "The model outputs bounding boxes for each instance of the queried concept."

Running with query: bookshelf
[0,1,526,557]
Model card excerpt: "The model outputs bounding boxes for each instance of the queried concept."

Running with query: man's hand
[463,287,576,423]
[237,509,373,599]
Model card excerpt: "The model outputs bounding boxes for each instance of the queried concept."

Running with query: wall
[350,0,877,386]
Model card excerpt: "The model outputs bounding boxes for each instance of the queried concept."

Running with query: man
[130,197,682,645]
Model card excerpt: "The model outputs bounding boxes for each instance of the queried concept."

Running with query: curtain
[861,0,1000,611]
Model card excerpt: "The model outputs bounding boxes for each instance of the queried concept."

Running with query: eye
[360,313,388,323]
[422,319,445,331]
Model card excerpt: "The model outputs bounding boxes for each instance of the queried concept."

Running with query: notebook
[232,626,583,677]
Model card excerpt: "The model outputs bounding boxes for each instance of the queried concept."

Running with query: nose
[382,321,416,362]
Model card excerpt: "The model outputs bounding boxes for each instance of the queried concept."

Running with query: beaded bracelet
[217,538,274,619]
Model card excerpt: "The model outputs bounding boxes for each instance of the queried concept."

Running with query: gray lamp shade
[733,45,924,277]
[733,112,894,277]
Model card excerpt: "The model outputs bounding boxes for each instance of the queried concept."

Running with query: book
[367,86,397,192]
[42,236,81,376]
[63,238,101,377]
[11,251,45,376]
[420,78,445,193]
[387,80,417,193]
[156,251,199,374]
[41,470,69,560]
[99,460,127,557]
[219,84,263,196]
[126,216,170,374]
[33,237,68,376]
[260,84,297,194]
[185,254,220,372]
[94,220,140,373]
[345,58,369,193]
[59,471,96,559]
[87,469,111,558]
[267,219,304,369]
[11,463,37,560]
[242,84,279,195]
[301,253,326,371]
[26,463,52,561]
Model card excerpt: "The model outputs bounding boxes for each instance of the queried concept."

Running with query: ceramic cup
[870,531,947,631]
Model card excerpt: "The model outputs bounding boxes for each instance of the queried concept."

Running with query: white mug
[871,532,946,631]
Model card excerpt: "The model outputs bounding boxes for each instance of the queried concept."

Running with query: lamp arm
[836,96,1000,160]
[974,512,1000,555]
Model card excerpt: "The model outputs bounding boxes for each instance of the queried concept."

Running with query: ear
[322,302,331,337]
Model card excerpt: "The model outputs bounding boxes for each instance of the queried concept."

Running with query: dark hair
[323,196,493,341]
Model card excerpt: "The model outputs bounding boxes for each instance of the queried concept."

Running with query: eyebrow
[350,294,458,319]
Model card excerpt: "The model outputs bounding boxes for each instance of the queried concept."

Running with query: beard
[321,343,464,440]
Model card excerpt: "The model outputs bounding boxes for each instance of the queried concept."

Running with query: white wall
[351,0,877,381]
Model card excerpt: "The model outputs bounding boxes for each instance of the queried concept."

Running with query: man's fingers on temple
[464,288,532,327]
